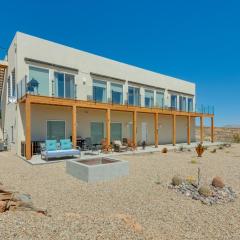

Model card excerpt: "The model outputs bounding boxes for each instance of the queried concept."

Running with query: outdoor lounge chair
[113,140,128,152]
[41,139,80,161]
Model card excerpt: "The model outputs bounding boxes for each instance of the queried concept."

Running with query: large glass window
[93,80,107,102]
[29,66,49,96]
[55,72,75,98]
[179,96,187,111]
[91,122,104,144]
[111,83,123,104]
[145,90,154,107]
[188,98,193,112]
[128,86,140,106]
[65,74,75,98]
[47,120,65,141]
[156,91,164,108]
[171,95,177,109]
[111,123,122,142]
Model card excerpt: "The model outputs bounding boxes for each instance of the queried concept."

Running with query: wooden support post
[172,114,176,146]
[106,108,111,147]
[200,116,204,143]
[25,98,31,160]
[187,115,191,145]
[154,112,159,148]
[72,105,77,148]
[133,111,137,147]
[211,117,214,143]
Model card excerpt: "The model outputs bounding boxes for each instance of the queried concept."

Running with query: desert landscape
[0,143,240,240]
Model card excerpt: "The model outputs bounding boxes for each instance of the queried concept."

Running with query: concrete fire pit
[66,157,129,182]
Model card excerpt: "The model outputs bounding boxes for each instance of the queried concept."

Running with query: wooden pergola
[19,94,214,160]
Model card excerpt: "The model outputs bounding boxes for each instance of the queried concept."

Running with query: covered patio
[20,94,215,161]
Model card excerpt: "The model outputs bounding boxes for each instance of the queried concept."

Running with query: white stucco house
[0,32,214,160]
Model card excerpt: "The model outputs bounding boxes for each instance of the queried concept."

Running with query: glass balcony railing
[16,77,214,115]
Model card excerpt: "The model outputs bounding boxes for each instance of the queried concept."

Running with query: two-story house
[0,32,214,160]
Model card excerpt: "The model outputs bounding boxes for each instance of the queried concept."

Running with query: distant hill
[223,124,240,128]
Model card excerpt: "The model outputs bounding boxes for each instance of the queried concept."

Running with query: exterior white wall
[1,32,198,157]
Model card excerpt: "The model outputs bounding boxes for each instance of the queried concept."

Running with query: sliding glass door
[92,80,107,102]
[91,122,104,144]
[47,120,65,141]
[110,123,122,142]
[55,72,75,98]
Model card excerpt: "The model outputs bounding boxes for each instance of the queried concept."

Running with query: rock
[172,176,183,186]
[212,176,225,188]
[198,185,212,197]
[0,200,7,213]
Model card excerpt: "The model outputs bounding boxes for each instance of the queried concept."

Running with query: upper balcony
[16,75,214,117]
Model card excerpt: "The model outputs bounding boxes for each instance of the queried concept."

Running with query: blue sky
[0,0,239,126]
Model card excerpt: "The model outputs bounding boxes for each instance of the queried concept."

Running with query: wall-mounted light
[83,77,87,85]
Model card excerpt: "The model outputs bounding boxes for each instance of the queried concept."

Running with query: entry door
[142,122,148,142]
[90,122,104,144]
[111,123,122,142]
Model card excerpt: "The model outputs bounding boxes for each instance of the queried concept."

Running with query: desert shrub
[162,147,168,153]
[155,175,161,185]
[198,185,212,197]
[233,134,240,143]
[172,176,183,186]
[186,176,196,185]
[190,159,197,164]
[211,148,217,153]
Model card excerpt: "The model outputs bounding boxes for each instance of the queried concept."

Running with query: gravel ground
[0,144,240,240]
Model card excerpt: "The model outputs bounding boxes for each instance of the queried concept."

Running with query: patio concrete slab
[23,141,223,165]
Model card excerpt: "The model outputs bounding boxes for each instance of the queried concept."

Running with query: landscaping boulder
[172,176,183,186]
[212,176,225,188]
[0,201,7,213]
[198,185,212,197]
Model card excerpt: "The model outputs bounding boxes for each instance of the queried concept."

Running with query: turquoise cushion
[60,139,72,150]
[46,140,57,151]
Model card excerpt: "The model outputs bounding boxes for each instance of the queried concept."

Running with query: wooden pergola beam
[72,105,77,148]
[172,114,176,146]
[211,117,214,143]
[133,111,137,147]
[200,116,204,143]
[187,115,191,145]
[106,108,111,147]
[19,94,214,118]
[25,98,32,160]
[154,112,159,147]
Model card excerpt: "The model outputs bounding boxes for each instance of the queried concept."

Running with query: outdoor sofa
[41,139,81,161]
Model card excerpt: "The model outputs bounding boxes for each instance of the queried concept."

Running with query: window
[145,90,154,107]
[91,122,104,144]
[111,83,123,104]
[47,120,65,141]
[171,95,177,109]
[93,80,107,102]
[156,91,164,108]
[128,86,140,106]
[55,72,75,98]
[29,66,49,96]
[7,76,11,99]
[12,69,16,97]
[111,123,122,142]
[188,98,193,112]
[179,96,187,111]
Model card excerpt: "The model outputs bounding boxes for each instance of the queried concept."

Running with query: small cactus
[172,176,183,186]
[198,185,212,197]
